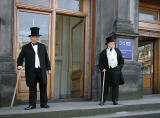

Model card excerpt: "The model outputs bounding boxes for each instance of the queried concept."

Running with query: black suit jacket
[17,42,51,86]
[99,48,124,85]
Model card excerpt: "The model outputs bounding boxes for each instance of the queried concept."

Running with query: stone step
[75,110,160,118]
[0,98,160,118]
[0,95,160,118]
[107,110,160,118]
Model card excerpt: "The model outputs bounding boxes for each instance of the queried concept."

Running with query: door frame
[14,9,52,100]
[139,1,160,94]
[139,31,160,94]
[13,0,91,100]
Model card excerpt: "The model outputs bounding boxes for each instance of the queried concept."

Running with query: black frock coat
[17,42,51,87]
[99,48,124,86]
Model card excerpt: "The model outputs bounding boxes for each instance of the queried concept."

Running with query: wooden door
[16,10,51,101]
[70,20,85,98]
[138,42,154,94]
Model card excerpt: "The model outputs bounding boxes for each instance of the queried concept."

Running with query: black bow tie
[32,43,38,46]
[108,48,113,51]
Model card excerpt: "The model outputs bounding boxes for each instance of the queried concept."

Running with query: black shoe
[24,106,36,110]
[113,100,118,105]
[40,104,50,108]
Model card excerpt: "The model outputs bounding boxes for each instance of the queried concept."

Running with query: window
[18,11,50,50]
[58,0,83,11]
[138,44,152,74]
[19,0,50,7]
[139,9,158,21]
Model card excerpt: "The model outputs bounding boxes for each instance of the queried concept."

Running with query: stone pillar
[0,0,17,106]
[115,0,142,99]
[92,0,142,100]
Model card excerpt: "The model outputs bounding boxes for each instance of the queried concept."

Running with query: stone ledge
[0,57,15,62]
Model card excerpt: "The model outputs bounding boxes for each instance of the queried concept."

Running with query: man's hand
[102,69,106,72]
[48,70,51,74]
[17,66,23,70]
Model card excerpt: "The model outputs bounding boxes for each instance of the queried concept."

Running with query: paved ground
[0,94,160,116]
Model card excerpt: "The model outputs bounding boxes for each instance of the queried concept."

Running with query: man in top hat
[99,33,124,105]
[17,27,51,110]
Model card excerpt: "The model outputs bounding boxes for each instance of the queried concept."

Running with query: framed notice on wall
[118,39,133,59]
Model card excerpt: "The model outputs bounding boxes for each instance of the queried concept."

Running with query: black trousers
[29,68,48,107]
[101,68,120,102]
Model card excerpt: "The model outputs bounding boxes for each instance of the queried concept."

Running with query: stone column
[115,0,142,99]
[0,0,17,106]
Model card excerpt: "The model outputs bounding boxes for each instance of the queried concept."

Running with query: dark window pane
[20,0,50,6]
[139,9,158,21]
[58,0,83,11]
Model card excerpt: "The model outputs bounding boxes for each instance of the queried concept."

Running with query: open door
[55,15,85,99]
[70,20,85,98]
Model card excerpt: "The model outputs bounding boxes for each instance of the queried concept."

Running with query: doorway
[14,0,91,101]
[54,15,85,99]
[138,36,154,94]
[16,10,51,101]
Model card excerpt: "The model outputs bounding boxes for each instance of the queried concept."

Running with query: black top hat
[28,27,42,37]
[105,33,116,45]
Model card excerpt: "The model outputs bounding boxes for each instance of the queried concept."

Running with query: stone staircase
[0,95,160,118]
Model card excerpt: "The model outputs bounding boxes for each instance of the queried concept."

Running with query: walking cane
[11,71,21,108]
[100,71,105,106]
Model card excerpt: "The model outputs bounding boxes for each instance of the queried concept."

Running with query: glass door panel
[19,12,49,50]
[17,11,50,100]
[138,43,153,94]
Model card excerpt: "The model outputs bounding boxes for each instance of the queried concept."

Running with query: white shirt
[31,43,40,68]
[106,48,118,68]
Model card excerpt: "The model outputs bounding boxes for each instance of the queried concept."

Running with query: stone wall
[0,0,17,106]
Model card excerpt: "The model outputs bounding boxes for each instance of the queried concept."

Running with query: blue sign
[118,40,133,59]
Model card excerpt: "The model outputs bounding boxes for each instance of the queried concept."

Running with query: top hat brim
[28,34,42,37]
